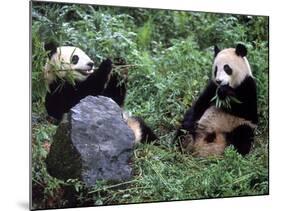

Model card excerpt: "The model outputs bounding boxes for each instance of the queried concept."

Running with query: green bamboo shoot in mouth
[211,87,242,109]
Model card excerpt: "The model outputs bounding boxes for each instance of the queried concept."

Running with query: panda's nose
[216,80,222,85]
[87,62,94,69]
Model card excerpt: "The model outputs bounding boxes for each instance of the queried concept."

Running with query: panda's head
[212,44,252,88]
[44,42,95,84]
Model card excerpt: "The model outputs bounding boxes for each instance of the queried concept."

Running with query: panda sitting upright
[43,42,157,143]
[44,42,126,121]
[175,44,258,157]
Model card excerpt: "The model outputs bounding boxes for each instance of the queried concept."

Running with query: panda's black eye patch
[71,55,79,65]
[224,64,232,75]
[214,66,218,77]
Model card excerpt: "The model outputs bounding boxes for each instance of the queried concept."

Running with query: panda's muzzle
[75,62,95,76]
[76,69,94,76]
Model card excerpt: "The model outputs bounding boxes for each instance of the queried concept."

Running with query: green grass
[31,2,269,209]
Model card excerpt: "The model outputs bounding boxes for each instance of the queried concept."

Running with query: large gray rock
[46,96,135,187]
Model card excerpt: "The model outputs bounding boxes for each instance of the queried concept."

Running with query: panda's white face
[44,46,95,84]
[212,48,252,88]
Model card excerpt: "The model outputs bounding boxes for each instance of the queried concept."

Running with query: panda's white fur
[198,106,256,132]
[189,106,256,157]
[44,46,95,84]
[213,48,252,88]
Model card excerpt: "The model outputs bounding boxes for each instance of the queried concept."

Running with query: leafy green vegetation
[31,2,269,209]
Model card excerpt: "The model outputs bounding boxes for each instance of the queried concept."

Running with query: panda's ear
[235,43,247,57]
[214,45,220,57]
[44,42,57,58]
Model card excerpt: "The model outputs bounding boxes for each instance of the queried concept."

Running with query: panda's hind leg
[133,116,158,144]
[123,113,158,144]
[226,124,254,155]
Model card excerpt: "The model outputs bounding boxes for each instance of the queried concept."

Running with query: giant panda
[44,42,126,121]
[175,44,258,157]
[43,42,157,143]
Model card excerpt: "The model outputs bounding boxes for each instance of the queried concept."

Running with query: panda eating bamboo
[176,44,258,157]
[43,42,157,144]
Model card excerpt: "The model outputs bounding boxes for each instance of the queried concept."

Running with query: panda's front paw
[182,121,197,134]
[217,85,235,100]
[99,58,112,71]
[217,86,228,100]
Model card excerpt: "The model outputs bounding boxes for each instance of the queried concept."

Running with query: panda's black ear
[44,42,57,58]
[235,43,247,57]
[214,45,220,57]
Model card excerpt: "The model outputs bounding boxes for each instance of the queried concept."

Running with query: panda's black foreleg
[81,58,113,95]
[102,73,127,107]
[191,80,217,120]
[174,107,197,144]
[226,124,254,155]
[175,80,217,141]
